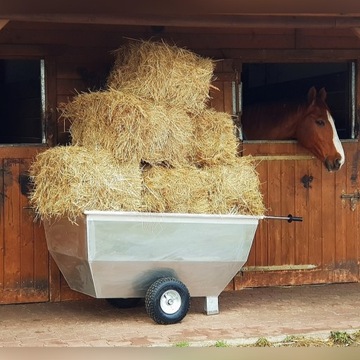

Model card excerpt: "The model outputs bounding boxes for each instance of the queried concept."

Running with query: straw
[29,145,143,222]
[107,39,215,115]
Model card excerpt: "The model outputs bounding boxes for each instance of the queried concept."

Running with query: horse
[241,87,345,172]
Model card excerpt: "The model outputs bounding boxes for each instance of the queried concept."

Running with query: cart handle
[264,214,303,223]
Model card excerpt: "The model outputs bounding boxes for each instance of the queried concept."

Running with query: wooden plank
[19,159,35,291]
[33,214,49,294]
[0,159,4,290]
[158,31,295,50]
[253,155,314,161]
[222,81,234,115]
[57,60,110,81]
[209,80,225,110]
[0,28,120,47]
[267,159,282,265]
[0,146,48,159]
[3,159,21,290]
[243,142,271,267]
[4,1,360,17]
[44,56,59,147]
[56,49,114,63]
[4,13,360,29]
[239,140,358,287]
[23,151,49,296]
[56,78,87,96]
[307,159,323,267]
[343,143,360,274]
[0,289,49,304]
[20,156,49,296]
[321,165,337,268]
[268,143,289,267]
[210,65,236,114]
[245,157,268,267]
[0,148,49,303]
[49,257,61,302]
[334,144,351,265]
[296,28,360,49]
[57,95,74,104]
[0,25,356,55]
[294,156,311,266]
[280,145,296,265]
[0,44,50,57]
[297,36,360,49]
[213,72,236,82]
[0,20,9,31]
[254,159,269,266]
[234,267,359,289]
[220,49,360,62]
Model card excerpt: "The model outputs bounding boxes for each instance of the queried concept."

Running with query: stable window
[240,62,356,140]
[0,59,45,144]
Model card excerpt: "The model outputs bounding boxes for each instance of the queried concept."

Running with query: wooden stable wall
[233,141,360,289]
[0,146,49,304]
[209,69,360,291]
[0,22,360,303]
[210,56,360,290]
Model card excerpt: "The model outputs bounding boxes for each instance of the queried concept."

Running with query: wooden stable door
[236,140,360,288]
[0,146,49,304]
[211,65,359,289]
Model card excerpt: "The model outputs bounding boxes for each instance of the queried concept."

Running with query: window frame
[229,53,359,142]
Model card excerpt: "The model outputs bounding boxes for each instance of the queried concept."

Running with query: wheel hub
[160,290,182,314]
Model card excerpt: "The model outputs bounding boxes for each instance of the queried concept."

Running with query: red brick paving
[0,282,359,347]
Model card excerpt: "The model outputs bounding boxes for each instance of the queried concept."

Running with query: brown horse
[241,87,345,172]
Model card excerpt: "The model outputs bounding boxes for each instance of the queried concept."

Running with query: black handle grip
[287,214,303,223]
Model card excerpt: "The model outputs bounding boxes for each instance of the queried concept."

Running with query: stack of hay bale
[29,40,265,222]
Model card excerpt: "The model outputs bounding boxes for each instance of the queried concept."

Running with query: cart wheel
[106,298,141,309]
[145,277,190,325]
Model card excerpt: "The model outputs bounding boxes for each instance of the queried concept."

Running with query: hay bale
[142,164,212,214]
[60,89,195,165]
[106,40,215,115]
[205,157,266,216]
[29,146,143,222]
[142,157,265,216]
[191,109,240,167]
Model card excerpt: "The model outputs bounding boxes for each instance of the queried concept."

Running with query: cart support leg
[204,296,219,315]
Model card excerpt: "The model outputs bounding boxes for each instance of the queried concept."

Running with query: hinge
[340,190,360,211]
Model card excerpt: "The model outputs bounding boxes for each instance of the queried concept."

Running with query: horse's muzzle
[325,157,343,172]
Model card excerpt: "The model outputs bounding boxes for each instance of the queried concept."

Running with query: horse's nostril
[325,158,332,171]
[325,158,342,172]
[335,158,341,170]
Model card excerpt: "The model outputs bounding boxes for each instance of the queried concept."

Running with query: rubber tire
[145,277,190,325]
[106,297,141,309]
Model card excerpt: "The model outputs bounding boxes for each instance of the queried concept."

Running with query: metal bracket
[204,296,219,315]
[340,190,360,211]
[301,174,313,189]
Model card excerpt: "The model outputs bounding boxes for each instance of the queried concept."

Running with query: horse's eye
[316,119,325,127]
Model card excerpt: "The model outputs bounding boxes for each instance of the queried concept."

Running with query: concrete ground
[0,282,360,347]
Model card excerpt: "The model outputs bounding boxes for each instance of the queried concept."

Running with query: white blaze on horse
[241,87,345,172]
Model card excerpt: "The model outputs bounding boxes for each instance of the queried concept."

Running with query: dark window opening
[241,62,355,139]
[0,59,44,144]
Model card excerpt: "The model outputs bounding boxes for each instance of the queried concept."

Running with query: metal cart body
[44,210,262,318]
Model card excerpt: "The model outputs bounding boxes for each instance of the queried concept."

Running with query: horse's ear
[319,87,327,101]
[307,86,317,105]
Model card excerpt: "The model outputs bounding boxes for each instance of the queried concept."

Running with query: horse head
[295,87,345,172]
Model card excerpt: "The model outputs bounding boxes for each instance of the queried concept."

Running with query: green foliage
[214,340,229,347]
[255,337,271,347]
[329,331,353,346]
[174,341,190,347]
